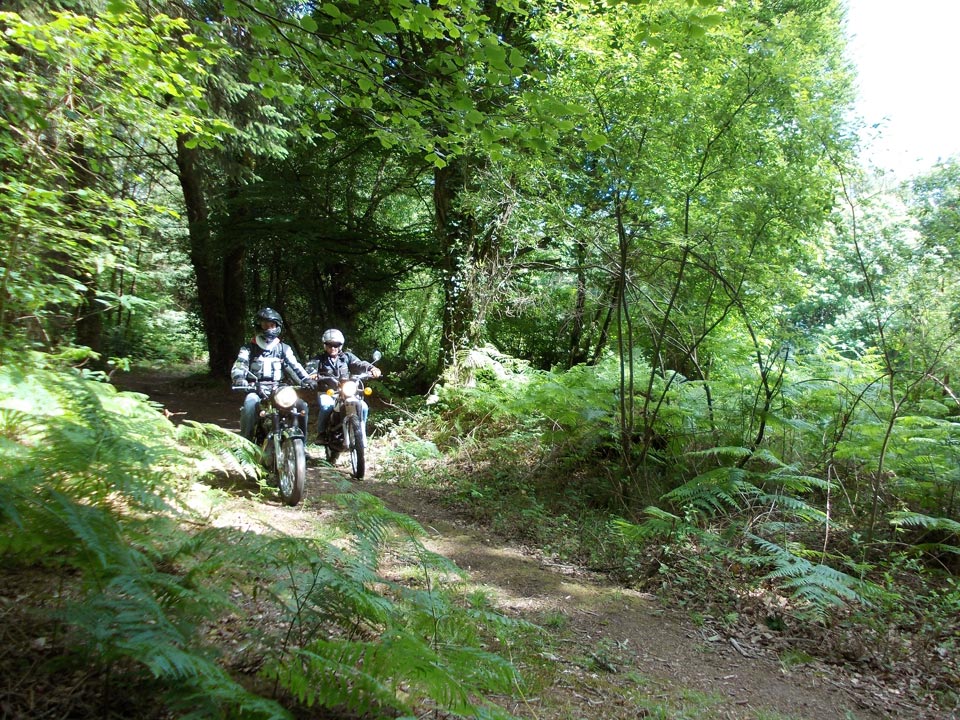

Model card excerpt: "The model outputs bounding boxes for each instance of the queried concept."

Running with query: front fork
[266,407,306,471]
[339,399,366,449]
[265,413,282,473]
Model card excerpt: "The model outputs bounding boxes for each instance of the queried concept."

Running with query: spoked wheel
[346,415,365,479]
[277,436,306,506]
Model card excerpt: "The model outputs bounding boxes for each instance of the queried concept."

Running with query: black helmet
[254,307,283,341]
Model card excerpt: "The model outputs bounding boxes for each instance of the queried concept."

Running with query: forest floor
[110,367,949,720]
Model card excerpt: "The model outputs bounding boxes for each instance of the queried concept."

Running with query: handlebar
[234,379,324,391]
[308,370,382,384]
[232,382,274,396]
[232,373,279,395]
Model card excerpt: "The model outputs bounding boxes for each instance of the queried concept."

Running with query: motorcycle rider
[308,328,381,440]
[231,307,317,441]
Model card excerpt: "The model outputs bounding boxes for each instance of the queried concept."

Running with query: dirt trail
[116,369,937,720]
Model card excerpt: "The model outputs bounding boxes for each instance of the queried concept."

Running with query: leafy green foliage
[212,490,530,719]
[746,535,867,621]
[5,0,960,713]
[388,333,959,710]
[217,0,532,165]
[0,355,286,717]
[0,6,231,352]
[0,355,180,524]
[1,355,530,718]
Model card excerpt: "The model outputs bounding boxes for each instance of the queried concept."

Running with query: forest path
[115,367,929,720]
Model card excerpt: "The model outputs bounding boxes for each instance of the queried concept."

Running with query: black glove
[301,377,318,391]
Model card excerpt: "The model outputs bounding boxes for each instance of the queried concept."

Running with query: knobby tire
[347,415,365,480]
[278,436,306,506]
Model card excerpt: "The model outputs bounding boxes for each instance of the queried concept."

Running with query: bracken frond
[2,358,529,719]
[889,510,960,536]
[664,466,760,518]
[747,534,868,620]
[612,506,697,542]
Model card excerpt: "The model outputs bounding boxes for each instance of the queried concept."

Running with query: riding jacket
[231,335,310,385]
[307,350,375,388]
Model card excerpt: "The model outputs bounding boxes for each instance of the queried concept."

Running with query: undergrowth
[0,353,535,719]
[380,352,960,715]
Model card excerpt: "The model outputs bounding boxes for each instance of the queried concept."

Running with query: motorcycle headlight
[274,385,299,409]
[341,380,359,398]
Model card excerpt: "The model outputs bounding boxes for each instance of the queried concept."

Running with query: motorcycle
[233,372,308,506]
[312,351,382,480]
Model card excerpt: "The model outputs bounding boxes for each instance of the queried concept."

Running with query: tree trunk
[175,135,242,377]
[434,157,519,377]
[435,159,479,370]
[568,238,589,366]
[68,138,103,359]
[74,285,104,358]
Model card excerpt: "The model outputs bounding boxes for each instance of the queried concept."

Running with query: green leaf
[425,152,446,169]
[370,19,398,34]
[484,43,509,73]
[582,131,607,151]
[322,3,343,19]
[106,0,136,12]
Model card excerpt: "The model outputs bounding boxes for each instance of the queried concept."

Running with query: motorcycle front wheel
[346,415,365,479]
[277,436,306,506]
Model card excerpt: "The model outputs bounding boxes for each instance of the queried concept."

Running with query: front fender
[282,425,304,441]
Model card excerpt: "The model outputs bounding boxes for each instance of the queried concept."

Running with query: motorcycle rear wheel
[324,438,339,465]
[346,415,365,479]
[278,437,306,506]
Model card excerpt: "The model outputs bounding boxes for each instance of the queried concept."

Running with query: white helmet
[322,328,345,345]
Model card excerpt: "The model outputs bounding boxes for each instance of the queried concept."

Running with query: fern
[747,534,868,620]
[663,466,760,518]
[889,511,960,559]
[612,506,695,542]
[175,419,263,482]
[753,490,828,525]
[889,511,960,535]
[0,359,531,719]
[273,630,520,719]
[244,492,527,719]
[0,359,291,718]
[688,445,754,461]
[337,489,431,546]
